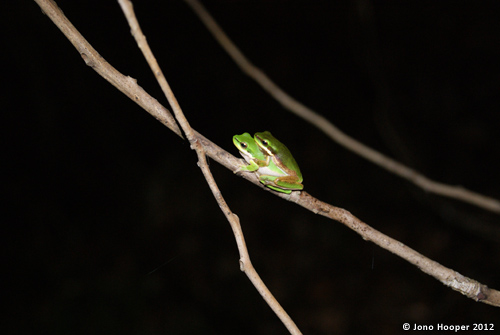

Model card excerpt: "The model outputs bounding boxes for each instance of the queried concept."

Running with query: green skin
[233,132,303,194]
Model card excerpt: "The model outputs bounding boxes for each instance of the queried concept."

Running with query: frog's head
[233,133,265,162]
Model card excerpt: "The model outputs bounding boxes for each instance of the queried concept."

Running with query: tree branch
[117,0,301,333]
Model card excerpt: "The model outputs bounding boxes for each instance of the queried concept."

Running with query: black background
[3,1,500,334]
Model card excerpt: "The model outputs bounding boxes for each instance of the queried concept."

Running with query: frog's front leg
[234,160,260,174]
[234,156,271,174]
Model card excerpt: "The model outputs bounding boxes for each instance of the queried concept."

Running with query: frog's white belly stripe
[257,166,286,177]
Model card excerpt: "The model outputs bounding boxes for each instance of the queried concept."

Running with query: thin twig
[299,193,500,307]
[33,0,183,138]
[183,0,500,215]
[117,0,302,333]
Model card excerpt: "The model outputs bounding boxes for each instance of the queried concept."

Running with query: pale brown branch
[298,193,500,307]
[117,0,302,333]
[34,0,183,138]
[183,0,500,215]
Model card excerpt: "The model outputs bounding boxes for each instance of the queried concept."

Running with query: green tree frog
[233,132,303,194]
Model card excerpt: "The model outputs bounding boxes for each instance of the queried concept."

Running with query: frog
[233,132,303,194]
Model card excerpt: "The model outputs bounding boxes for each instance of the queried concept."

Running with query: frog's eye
[262,140,268,146]
[241,142,248,149]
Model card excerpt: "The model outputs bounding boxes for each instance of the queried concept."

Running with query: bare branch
[117,0,302,333]
[298,193,500,307]
[33,0,182,138]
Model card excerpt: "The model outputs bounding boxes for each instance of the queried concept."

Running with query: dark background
[3,1,500,334]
